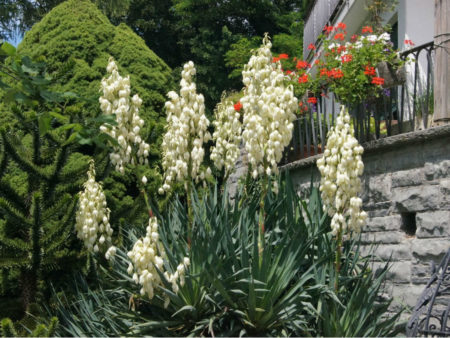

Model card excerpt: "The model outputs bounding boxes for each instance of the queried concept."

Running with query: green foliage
[14,0,173,226]
[0,43,90,314]
[124,0,304,112]
[47,177,402,336]
[17,0,173,126]
[0,0,130,41]
[1,316,58,337]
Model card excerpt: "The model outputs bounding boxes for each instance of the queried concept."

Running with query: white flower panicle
[210,95,242,177]
[76,160,116,259]
[99,57,150,174]
[127,216,189,305]
[159,61,212,193]
[316,106,367,236]
[241,34,298,180]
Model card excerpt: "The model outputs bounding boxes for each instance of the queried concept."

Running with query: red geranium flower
[307,97,317,104]
[364,66,376,76]
[371,77,385,85]
[234,102,242,111]
[334,33,345,41]
[285,70,292,75]
[337,22,347,30]
[328,68,344,79]
[320,68,328,77]
[405,39,415,46]
[308,43,316,50]
[337,45,346,54]
[278,53,289,59]
[351,34,358,41]
[296,60,310,69]
[341,54,353,63]
[323,25,334,34]
[272,56,280,63]
[298,74,309,83]
[362,26,373,33]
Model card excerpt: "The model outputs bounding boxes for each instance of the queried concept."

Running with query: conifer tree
[0,43,91,312]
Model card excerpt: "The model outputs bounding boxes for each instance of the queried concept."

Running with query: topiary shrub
[17,0,173,128]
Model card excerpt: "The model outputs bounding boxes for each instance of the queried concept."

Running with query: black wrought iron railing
[281,41,435,165]
[406,248,450,337]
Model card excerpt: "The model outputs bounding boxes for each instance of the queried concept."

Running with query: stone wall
[283,124,450,316]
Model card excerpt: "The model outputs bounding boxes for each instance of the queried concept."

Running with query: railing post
[433,0,450,125]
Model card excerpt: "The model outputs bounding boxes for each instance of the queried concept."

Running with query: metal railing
[406,248,450,337]
[281,41,435,165]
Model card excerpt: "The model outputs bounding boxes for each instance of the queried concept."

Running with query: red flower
[298,74,309,83]
[278,53,289,59]
[323,25,334,34]
[362,26,373,33]
[285,70,292,75]
[337,22,347,30]
[296,60,310,69]
[334,33,345,41]
[371,77,385,85]
[314,59,320,65]
[328,68,344,79]
[341,54,353,63]
[308,43,316,50]
[272,56,280,63]
[307,97,317,104]
[320,68,328,77]
[234,102,242,111]
[405,39,415,46]
[337,45,346,54]
[364,66,376,76]
[351,34,358,41]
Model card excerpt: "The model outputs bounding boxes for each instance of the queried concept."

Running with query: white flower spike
[160,61,212,193]
[241,34,297,181]
[210,94,242,177]
[316,106,367,236]
[127,216,189,305]
[99,57,150,174]
[75,160,116,259]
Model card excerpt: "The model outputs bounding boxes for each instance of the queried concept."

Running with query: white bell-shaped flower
[317,106,367,236]
[241,34,297,181]
[99,57,150,174]
[160,61,212,193]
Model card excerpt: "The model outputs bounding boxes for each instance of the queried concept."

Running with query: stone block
[416,211,450,238]
[372,243,413,261]
[438,160,450,178]
[393,185,442,212]
[392,284,425,308]
[412,239,449,262]
[369,174,392,202]
[391,168,423,187]
[364,215,402,232]
[411,264,434,284]
[424,162,437,180]
[361,231,404,245]
[372,261,411,283]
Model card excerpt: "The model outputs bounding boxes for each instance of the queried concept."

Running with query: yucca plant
[46,174,401,337]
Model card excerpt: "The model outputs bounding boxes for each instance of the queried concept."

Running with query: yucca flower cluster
[241,34,297,181]
[127,216,189,305]
[159,61,212,193]
[210,95,242,177]
[316,106,367,235]
[99,57,150,174]
[75,160,116,259]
